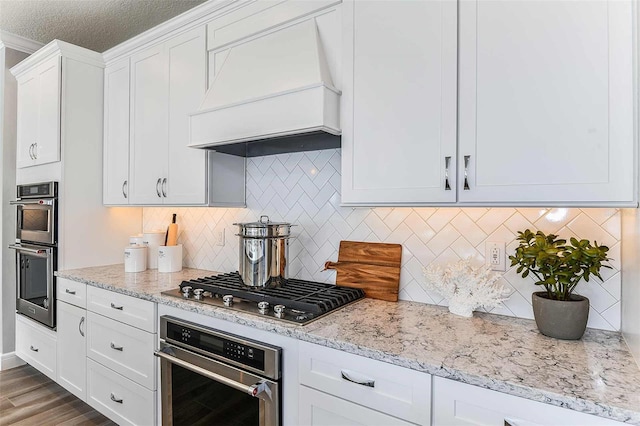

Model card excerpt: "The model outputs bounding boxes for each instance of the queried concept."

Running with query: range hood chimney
[189,19,341,152]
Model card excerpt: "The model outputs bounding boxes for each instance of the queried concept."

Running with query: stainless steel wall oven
[10,182,58,328]
[156,316,281,426]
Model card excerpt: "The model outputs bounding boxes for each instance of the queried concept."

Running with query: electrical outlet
[485,241,506,271]
[214,228,225,246]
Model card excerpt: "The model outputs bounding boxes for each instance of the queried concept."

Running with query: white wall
[144,149,623,332]
[0,46,28,360]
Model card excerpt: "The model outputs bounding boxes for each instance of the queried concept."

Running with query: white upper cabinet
[341,0,458,205]
[458,0,635,206]
[341,0,636,207]
[103,58,131,204]
[128,27,206,205]
[16,55,61,168]
[130,44,168,205]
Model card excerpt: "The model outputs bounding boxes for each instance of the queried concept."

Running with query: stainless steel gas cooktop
[162,272,365,325]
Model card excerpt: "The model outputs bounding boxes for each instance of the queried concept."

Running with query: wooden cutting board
[324,241,402,302]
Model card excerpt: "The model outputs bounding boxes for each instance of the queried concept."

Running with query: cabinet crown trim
[0,30,43,54]
[10,39,104,77]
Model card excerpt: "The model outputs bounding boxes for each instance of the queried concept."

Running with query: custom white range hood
[189,19,341,150]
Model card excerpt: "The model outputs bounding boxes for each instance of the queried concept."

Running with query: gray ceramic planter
[531,291,589,340]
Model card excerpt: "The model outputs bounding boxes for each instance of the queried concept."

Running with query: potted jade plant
[509,229,610,340]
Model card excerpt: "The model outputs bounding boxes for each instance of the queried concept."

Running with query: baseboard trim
[0,352,25,370]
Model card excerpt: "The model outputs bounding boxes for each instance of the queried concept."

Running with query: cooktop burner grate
[179,272,365,315]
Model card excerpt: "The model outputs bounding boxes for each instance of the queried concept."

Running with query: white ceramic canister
[158,245,183,273]
[142,231,165,269]
[129,234,144,246]
[124,244,147,272]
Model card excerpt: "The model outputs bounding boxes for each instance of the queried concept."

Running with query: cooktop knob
[273,305,286,318]
[223,295,234,307]
[181,286,193,298]
[193,288,205,301]
[257,301,269,314]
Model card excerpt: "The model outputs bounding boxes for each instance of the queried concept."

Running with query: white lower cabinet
[15,313,57,381]
[57,301,86,400]
[299,385,416,426]
[298,341,431,425]
[87,311,156,390]
[87,358,155,426]
[432,377,625,426]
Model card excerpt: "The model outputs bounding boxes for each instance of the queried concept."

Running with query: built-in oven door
[10,198,56,245]
[155,342,280,426]
[10,243,56,328]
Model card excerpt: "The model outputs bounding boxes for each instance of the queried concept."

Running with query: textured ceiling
[0,0,207,52]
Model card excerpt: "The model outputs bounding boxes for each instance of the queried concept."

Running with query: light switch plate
[485,241,506,271]
[214,228,225,246]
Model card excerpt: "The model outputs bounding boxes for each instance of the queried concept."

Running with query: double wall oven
[9,182,58,328]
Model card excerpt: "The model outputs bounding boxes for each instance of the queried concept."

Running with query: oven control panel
[166,321,266,371]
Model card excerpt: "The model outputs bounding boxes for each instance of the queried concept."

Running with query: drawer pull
[29,345,39,352]
[79,316,85,337]
[110,393,123,404]
[65,289,76,295]
[110,302,124,310]
[341,369,375,388]
[110,342,124,351]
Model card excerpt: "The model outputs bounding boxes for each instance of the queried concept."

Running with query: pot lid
[234,215,291,228]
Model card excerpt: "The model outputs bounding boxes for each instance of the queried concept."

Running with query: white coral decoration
[422,258,510,318]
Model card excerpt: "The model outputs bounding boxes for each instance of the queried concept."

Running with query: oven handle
[154,347,265,398]
[10,199,54,205]
[8,244,48,254]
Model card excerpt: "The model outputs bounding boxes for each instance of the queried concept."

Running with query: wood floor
[0,364,116,426]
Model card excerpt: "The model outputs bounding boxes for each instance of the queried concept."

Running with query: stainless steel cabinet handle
[156,178,162,198]
[122,180,128,199]
[463,155,471,190]
[110,342,123,351]
[29,345,38,352]
[33,143,37,159]
[110,393,123,404]
[444,156,451,191]
[110,302,123,310]
[65,289,76,295]
[340,369,375,388]
[28,144,34,160]
[161,178,167,198]
[79,316,85,337]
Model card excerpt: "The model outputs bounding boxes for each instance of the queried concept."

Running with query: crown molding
[10,39,104,77]
[102,0,246,65]
[0,30,43,54]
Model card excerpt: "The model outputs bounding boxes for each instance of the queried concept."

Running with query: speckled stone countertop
[57,265,640,424]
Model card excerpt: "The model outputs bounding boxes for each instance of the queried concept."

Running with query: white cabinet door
[57,301,87,401]
[104,58,131,205]
[299,385,415,426]
[165,27,207,205]
[16,70,39,168]
[35,55,61,166]
[458,0,635,205]
[341,0,457,205]
[129,44,168,205]
[16,54,61,169]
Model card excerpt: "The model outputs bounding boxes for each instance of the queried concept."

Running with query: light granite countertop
[57,265,640,424]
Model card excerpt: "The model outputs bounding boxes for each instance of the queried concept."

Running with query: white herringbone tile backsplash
[144,149,622,331]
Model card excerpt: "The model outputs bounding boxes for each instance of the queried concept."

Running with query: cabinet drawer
[57,278,87,308]
[87,286,155,332]
[87,358,155,426]
[432,377,625,426]
[299,385,415,426]
[299,341,430,425]
[15,314,57,381]
[87,311,156,390]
